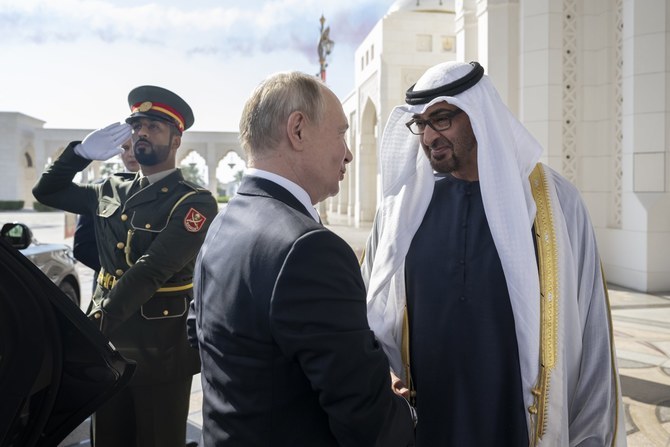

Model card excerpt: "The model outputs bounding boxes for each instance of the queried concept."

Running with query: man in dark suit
[187,72,415,446]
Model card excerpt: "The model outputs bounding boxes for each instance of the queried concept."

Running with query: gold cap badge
[138,101,153,112]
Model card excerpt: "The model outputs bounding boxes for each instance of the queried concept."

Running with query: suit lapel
[237,176,314,221]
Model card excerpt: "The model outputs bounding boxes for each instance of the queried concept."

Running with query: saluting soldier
[33,85,218,447]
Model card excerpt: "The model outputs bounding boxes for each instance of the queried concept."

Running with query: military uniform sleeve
[32,142,99,216]
[100,193,218,334]
[73,213,101,271]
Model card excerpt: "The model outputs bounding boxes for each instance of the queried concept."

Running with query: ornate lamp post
[316,15,334,224]
[317,15,334,82]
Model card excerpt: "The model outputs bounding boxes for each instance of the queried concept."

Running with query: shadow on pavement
[621,375,670,406]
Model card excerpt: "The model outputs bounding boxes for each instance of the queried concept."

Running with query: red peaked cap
[126,85,194,133]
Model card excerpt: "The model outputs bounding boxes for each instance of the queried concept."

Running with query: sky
[0,0,391,132]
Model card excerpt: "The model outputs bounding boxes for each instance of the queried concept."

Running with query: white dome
[388,0,454,14]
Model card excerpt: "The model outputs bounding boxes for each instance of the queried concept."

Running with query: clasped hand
[390,369,410,399]
[75,122,132,161]
[390,370,418,427]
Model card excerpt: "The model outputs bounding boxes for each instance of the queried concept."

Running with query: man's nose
[344,145,353,164]
[421,124,440,146]
[134,125,149,138]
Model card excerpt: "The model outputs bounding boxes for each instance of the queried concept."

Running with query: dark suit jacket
[188,175,414,446]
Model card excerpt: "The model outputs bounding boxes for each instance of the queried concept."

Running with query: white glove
[74,122,132,161]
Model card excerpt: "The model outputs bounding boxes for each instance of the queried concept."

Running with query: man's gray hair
[239,71,326,157]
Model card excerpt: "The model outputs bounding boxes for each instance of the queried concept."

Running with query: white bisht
[362,61,626,446]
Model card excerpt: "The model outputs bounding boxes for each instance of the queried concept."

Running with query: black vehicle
[0,236,135,447]
[1,222,80,306]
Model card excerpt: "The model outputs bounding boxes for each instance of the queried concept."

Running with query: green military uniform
[33,143,217,444]
[32,85,217,446]
[34,141,217,375]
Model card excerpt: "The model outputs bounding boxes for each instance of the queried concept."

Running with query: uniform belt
[97,270,117,290]
[97,270,193,293]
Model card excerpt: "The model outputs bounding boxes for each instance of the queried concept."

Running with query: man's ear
[171,134,182,151]
[286,111,306,151]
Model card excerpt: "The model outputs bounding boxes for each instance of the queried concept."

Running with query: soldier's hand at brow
[75,122,132,161]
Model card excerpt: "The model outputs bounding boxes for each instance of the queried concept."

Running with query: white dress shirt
[245,168,320,222]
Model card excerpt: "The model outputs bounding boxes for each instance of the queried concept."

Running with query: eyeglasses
[405,108,464,135]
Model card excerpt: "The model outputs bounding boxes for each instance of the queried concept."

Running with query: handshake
[74,122,132,161]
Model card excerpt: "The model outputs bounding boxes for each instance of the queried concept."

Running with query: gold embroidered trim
[529,163,560,444]
[401,306,416,404]
[601,263,622,446]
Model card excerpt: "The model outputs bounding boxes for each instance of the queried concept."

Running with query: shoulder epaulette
[179,180,211,193]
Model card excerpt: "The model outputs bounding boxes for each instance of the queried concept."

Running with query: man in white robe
[362,60,626,446]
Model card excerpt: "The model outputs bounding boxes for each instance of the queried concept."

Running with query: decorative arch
[179,150,208,186]
[174,132,244,195]
[216,151,247,197]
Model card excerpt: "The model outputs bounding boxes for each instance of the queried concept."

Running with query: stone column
[456,0,479,62]
[476,0,520,111]
[355,106,378,226]
[206,143,219,197]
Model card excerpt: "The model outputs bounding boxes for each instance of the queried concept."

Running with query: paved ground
[3,209,669,446]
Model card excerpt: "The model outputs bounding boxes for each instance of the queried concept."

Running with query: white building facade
[335,0,670,293]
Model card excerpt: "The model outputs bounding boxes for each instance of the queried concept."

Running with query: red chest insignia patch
[184,208,207,232]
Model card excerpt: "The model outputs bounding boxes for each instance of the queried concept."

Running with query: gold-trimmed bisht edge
[528,163,560,445]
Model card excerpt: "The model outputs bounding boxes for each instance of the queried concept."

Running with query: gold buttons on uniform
[93,312,101,319]
[161,187,168,192]
[121,214,128,221]
[162,310,169,316]
[145,223,151,229]
[116,242,125,249]
[115,269,124,276]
